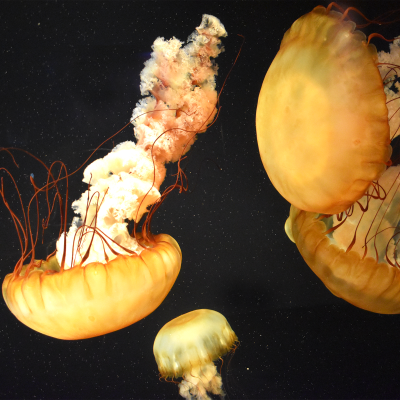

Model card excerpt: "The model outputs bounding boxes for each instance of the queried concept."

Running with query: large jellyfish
[256,4,393,215]
[257,4,400,313]
[285,163,400,314]
[2,15,227,339]
[154,309,238,400]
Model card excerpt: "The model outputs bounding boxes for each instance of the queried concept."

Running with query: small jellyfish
[154,309,238,400]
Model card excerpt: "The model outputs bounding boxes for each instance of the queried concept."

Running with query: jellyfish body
[154,309,238,400]
[3,234,181,340]
[256,5,391,214]
[2,15,227,339]
[285,165,400,314]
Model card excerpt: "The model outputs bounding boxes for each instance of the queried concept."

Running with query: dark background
[1,1,399,399]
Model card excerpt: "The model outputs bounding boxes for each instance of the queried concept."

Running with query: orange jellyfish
[257,4,400,313]
[1,15,227,339]
[154,309,238,400]
[256,4,393,215]
[285,163,400,314]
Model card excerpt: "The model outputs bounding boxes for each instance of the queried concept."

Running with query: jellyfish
[1,15,227,339]
[154,309,238,400]
[257,4,400,313]
[284,164,400,314]
[256,4,394,215]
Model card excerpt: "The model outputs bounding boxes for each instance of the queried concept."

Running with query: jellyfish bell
[1,14,227,340]
[154,309,238,400]
[285,106,400,314]
[284,167,400,314]
[2,235,181,340]
[256,4,392,215]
